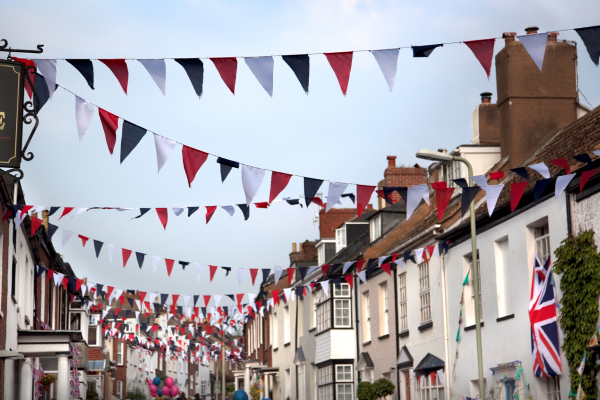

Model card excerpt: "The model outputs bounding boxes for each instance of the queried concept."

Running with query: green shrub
[126,386,147,399]
[372,378,395,400]
[357,381,375,400]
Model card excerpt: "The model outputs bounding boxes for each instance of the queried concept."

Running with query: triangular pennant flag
[236,268,245,286]
[461,187,480,216]
[321,264,331,276]
[297,267,308,281]
[152,256,162,273]
[175,59,204,97]
[304,178,323,207]
[406,187,428,219]
[273,269,283,285]
[35,59,57,99]
[156,208,168,229]
[193,295,199,307]
[510,182,528,212]
[78,234,89,247]
[356,185,376,218]
[108,244,117,263]
[381,263,391,276]
[30,217,43,237]
[463,39,495,78]
[555,174,576,198]
[93,240,104,258]
[282,54,310,93]
[550,158,571,175]
[371,49,399,91]
[528,163,551,179]
[205,206,217,224]
[35,265,46,280]
[194,263,204,282]
[48,207,59,217]
[453,179,469,188]
[46,223,58,242]
[342,262,354,275]
[66,59,94,89]
[188,207,199,217]
[98,108,119,155]
[138,59,166,96]
[580,170,599,194]
[324,52,353,95]
[74,207,89,217]
[30,74,49,114]
[12,57,36,99]
[160,293,168,306]
[182,146,208,187]
[237,204,250,221]
[214,295,222,307]
[269,172,292,203]
[511,167,530,181]
[75,96,94,142]
[517,32,548,72]
[575,25,600,66]
[135,252,145,269]
[120,121,147,164]
[179,261,189,270]
[210,58,237,94]
[209,265,218,282]
[217,157,239,182]
[203,295,212,307]
[435,188,455,220]
[482,185,504,216]
[154,134,177,173]
[533,178,553,204]
[99,59,129,93]
[320,281,330,297]
[172,207,184,216]
[245,56,274,97]
[261,268,271,283]
[326,182,348,212]
[357,270,367,285]
[286,268,296,285]
[470,175,487,188]
[249,269,259,286]
[62,230,73,247]
[412,44,443,57]
[59,207,74,220]
[165,259,175,277]
[122,249,132,267]
[242,165,266,206]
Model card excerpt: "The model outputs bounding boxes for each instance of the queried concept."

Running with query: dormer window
[335,227,347,253]
[369,215,382,242]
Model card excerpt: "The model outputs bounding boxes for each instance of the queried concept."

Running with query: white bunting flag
[482,184,504,217]
[283,288,293,302]
[378,256,387,268]
[555,174,576,198]
[236,268,245,286]
[221,205,235,216]
[342,262,354,274]
[183,295,190,307]
[62,230,73,247]
[74,207,89,217]
[415,184,431,205]
[431,246,440,259]
[394,259,405,268]
[194,263,205,282]
[528,163,551,179]
[153,134,177,173]
[102,307,110,319]
[273,269,283,285]
[357,270,368,284]
[415,248,425,264]
[53,272,64,287]
[436,369,444,385]
[268,298,274,309]
[75,96,94,142]
[36,59,57,99]
[320,281,330,297]
[471,175,488,187]
[517,32,549,72]
[214,295,222,307]
[172,208,184,216]
[307,265,319,276]
[138,59,166,96]
[244,56,274,97]
[108,244,117,263]
[326,182,349,212]
[247,293,257,311]
[148,292,158,304]
[135,299,141,310]
[406,187,429,219]
[242,165,266,205]
[371,49,399,92]
[34,206,46,215]
[151,256,162,273]
[80,284,87,297]
[14,211,26,229]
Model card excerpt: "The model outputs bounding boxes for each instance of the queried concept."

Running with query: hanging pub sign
[0,59,24,169]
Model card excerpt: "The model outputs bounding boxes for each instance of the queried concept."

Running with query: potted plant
[41,374,56,391]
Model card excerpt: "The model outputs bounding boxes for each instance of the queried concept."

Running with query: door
[404,371,411,400]
[505,381,515,400]
[298,364,306,400]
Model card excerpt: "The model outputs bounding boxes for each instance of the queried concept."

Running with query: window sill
[308,328,316,333]
[315,327,332,337]
[284,342,291,347]
[362,341,371,346]
[418,322,433,332]
[378,334,390,340]
[399,330,409,338]
[496,314,514,322]
[464,322,484,331]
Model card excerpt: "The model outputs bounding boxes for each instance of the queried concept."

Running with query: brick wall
[318,208,357,239]
[89,346,105,360]
[112,338,128,397]
[383,156,427,204]
[289,240,317,264]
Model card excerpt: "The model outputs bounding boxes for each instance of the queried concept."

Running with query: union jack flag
[529,255,562,377]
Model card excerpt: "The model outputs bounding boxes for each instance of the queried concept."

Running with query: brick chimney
[472,92,500,145]
[496,27,577,168]
[289,240,317,264]
[383,156,427,204]
[318,209,357,239]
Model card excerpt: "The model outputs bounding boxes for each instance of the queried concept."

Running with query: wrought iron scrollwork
[3,168,24,181]
[0,39,44,58]
[21,65,39,161]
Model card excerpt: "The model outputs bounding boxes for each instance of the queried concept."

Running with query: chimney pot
[387,156,397,168]
[292,243,297,253]
[299,243,303,252]
[438,148,448,154]
[548,32,559,42]
[502,32,517,44]
[480,92,493,104]
[525,26,539,34]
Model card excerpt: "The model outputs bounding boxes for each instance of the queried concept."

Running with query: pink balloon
[162,386,171,396]
[150,384,158,392]
[165,376,175,388]
[171,386,180,396]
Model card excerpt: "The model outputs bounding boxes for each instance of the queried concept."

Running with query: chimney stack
[383,156,427,205]
[525,26,539,34]
[472,92,500,145]
[495,26,577,168]
[503,32,517,45]
[387,156,397,168]
[292,243,297,253]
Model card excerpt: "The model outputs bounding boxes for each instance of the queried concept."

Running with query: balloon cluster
[148,376,181,398]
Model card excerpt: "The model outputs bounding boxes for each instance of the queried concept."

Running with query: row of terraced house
[237,27,600,400]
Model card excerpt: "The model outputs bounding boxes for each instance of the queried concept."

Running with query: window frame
[380,283,389,335]
[336,227,347,253]
[335,364,353,382]
[370,215,382,242]
[399,272,408,332]
[534,225,551,265]
[117,342,124,366]
[418,262,432,324]
[116,380,123,399]
[88,324,98,346]
[416,373,444,400]
[362,292,371,342]
[547,376,560,400]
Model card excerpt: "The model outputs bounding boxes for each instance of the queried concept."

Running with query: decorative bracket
[0,39,44,59]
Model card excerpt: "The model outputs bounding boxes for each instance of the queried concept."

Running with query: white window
[317,297,331,333]
[362,292,371,342]
[380,283,389,335]
[334,283,351,328]
[337,383,353,400]
[312,291,317,329]
[201,381,208,394]
[416,373,444,400]
[547,376,560,400]
[318,366,334,400]
[336,227,347,253]
[159,355,163,370]
[284,306,291,344]
[116,380,123,399]
[370,215,382,242]
[419,263,431,324]
[494,237,510,318]
[336,365,352,381]
[399,273,408,332]
[273,313,278,348]
[117,342,124,365]
[469,254,482,321]
[535,224,551,265]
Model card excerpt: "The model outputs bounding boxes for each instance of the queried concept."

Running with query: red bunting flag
[269,172,292,203]
[62,276,69,291]
[203,295,211,307]
[172,294,180,305]
[254,202,269,209]
[431,181,447,190]
[122,249,132,267]
[210,58,238,94]
[144,301,151,312]
[510,182,528,212]
[107,286,114,298]
[311,197,325,208]
[139,291,147,303]
[205,206,217,224]
[249,269,259,285]
[435,188,455,220]
[580,170,599,194]
[165,259,175,276]
[357,185,376,218]
[182,146,209,187]
[427,245,436,258]
[98,108,119,155]
[322,264,331,276]
[119,295,125,305]
[12,57,36,98]
[489,171,504,181]
[287,268,295,285]
[381,263,391,276]
[356,260,367,272]
[236,294,244,305]
[99,59,129,94]
[271,290,280,306]
[155,208,168,230]
[78,234,89,247]
[30,217,43,237]
[46,269,54,283]
[115,308,121,317]
[324,52,353,95]
[59,207,74,220]
[75,279,83,293]
[550,158,571,175]
[344,274,354,289]
[463,39,495,79]
[68,294,75,304]
[209,265,218,282]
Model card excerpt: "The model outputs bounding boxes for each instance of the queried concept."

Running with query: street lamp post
[416,149,485,399]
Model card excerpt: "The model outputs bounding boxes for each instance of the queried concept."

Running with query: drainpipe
[392,262,400,398]
[566,192,572,237]
[354,273,360,383]
[440,253,451,400]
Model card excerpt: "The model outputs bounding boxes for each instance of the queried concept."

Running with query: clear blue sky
[3,0,599,301]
